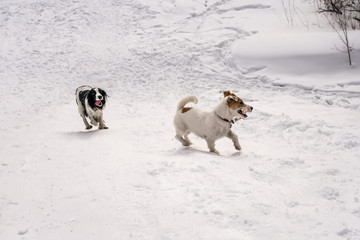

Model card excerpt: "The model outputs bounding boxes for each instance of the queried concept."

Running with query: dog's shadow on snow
[173,147,242,158]
[229,151,242,157]
[59,129,105,139]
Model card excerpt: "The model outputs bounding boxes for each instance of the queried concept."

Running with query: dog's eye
[239,102,243,105]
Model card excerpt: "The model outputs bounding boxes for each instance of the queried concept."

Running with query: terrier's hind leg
[174,126,191,146]
[174,119,191,146]
[175,135,190,146]
[184,130,192,145]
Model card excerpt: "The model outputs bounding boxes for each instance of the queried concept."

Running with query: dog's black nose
[98,95,103,100]
[250,106,253,111]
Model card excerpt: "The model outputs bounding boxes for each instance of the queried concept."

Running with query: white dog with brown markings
[174,91,253,154]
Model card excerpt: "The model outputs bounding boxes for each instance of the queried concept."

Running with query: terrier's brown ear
[223,91,231,97]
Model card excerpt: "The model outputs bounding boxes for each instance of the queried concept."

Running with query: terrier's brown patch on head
[182,107,193,113]
[224,91,239,99]
[227,95,245,110]
[223,91,231,97]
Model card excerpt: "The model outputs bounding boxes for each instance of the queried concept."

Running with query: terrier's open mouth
[238,109,247,118]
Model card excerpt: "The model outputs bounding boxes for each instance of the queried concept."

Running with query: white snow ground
[1,0,360,239]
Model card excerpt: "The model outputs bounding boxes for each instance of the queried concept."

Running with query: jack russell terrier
[174,91,253,154]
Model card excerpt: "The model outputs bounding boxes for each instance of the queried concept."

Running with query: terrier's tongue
[95,101,101,106]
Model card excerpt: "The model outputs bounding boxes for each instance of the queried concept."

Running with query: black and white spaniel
[75,85,108,130]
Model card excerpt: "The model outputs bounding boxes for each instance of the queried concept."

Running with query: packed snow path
[1,0,360,239]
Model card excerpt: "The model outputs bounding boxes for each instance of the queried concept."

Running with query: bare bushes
[317,0,360,65]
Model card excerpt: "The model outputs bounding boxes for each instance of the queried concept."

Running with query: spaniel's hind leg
[81,115,92,130]
[98,114,108,130]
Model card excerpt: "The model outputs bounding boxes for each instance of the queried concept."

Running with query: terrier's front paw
[234,144,241,151]
[86,125,93,130]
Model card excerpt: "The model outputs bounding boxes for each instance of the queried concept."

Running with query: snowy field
[1,0,360,239]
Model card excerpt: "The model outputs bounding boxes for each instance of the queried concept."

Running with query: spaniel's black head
[88,88,107,109]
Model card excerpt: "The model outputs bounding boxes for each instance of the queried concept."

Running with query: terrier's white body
[173,91,253,154]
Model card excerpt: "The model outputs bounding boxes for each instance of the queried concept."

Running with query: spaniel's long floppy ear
[223,91,231,98]
[98,88,108,98]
